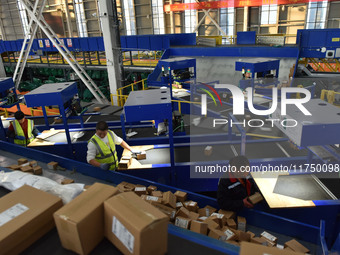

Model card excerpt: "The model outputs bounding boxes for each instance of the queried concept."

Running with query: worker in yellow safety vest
[87,121,140,170]
[7,111,40,146]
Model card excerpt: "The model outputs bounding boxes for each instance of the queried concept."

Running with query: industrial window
[261,4,278,25]
[123,0,136,35]
[17,0,30,38]
[306,1,328,29]
[152,0,165,34]
[74,0,88,37]
[184,0,197,33]
[220,7,234,38]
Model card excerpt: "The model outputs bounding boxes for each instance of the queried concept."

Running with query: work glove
[131,150,141,155]
[100,163,110,170]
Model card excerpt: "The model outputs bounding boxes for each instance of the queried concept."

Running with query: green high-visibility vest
[12,119,34,146]
[88,130,118,170]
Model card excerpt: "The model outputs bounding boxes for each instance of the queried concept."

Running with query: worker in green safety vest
[7,111,40,147]
[87,121,140,171]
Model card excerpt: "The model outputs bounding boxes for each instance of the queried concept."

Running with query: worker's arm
[32,127,40,137]
[89,159,101,168]
[6,123,15,138]
[120,140,133,152]
[217,178,251,211]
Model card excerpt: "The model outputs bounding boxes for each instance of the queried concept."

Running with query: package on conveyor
[0,185,63,255]
[150,201,176,222]
[118,156,132,170]
[237,216,247,232]
[174,190,187,202]
[54,183,119,255]
[104,192,168,255]
[261,231,278,245]
[134,186,147,196]
[204,216,220,230]
[61,178,75,185]
[8,164,21,170]
[147,185,157,194]
[136,151,146,160]
[284,239,310,253]
[175,216,191,229]
[162,191,176,209]
[17,158,28,165]
[151,190,163,197]
[117,182,135,192]
[33,166,43,175]
[226,218,237,230]
[248,192,264,205]
[190,220,208,235]
[47,161,59,170]
[240,242,305,255]
[29,160,38,167]
[184,201,199,212]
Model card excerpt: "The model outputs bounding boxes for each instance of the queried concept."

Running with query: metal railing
[320,89,340,106]
[111,78,148,106]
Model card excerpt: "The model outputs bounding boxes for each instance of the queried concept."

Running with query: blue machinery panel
[237,31,256,45]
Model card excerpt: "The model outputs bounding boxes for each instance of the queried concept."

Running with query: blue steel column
[120,113,127,141]
[168,108,175,184]
[42,107,50,128]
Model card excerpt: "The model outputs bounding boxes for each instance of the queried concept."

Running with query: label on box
[211,213,224,219]
[112,216,134,253]
[276,244,284,250]
[145,196,159,201]
[175,218,189,229]
[170,211,176,220]
[189,202,196,207]
[261,231,276,242]
[176,202,183,207]
[224,229,235,240]
[0,203,29,227]
[199,216,207,221]
[205,208,210,216]
[135,187,146,191]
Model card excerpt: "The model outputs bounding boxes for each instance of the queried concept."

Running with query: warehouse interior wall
[0,1,339,42]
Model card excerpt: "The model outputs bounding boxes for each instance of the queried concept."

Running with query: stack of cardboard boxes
[116,181,310,255]
[7,158,43,175]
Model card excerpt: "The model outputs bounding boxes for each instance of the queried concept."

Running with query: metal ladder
[18,0,109,104]
[13,0,46,88]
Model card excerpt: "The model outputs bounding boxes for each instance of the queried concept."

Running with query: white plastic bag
[0,171,84,204]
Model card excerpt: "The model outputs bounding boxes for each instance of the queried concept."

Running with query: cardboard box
[198,216,208,221]
[54,183,119,255]
[147,185,157,194]
[208,229,226,241]
[198,208,208,217]
[150,202,175,221]
[234,230,251,242]
[117,183,134,193]
[240,242,305,255]
[151,191,163,198]
[174,191,187,203]
[134,186,147,196]
[140,195,162,204]
[218,209,235,219]
[204,146,213,156]
[246,231,255,238]
[104,192,168,255]
[248,192,264,205]
[61,178,74,185]
[186,201,198,212]
[210,213,224,228]
[176,202,183,210]
[8,164,21,170]
[21,165,33,173]
[33,166,43,175]
[261,231,278,244]
[17,158,28,165]
[204,205,217,216]
[175,206,190,218]
[47,161,58,170]
[226,219,237,229]
[118,159,131,170]
[136,151,146,160]
[237,216,246,232]
[29,161,38,167]
[162,191,176,209]
[175,216,191,229]
[221,227,236,241]
[284,239,310,253]
[204,218,219,230]
[0,185,62,255]
[190,220,208,235]
[188,211,200,220]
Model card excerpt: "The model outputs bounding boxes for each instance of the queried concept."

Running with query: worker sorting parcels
[87,121,140,171]
[217,156,259,211]
[7,110,40,146]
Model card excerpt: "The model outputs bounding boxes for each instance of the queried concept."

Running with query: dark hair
[229,156,250,170]
[96,121,108,131]
[14,111,25,120]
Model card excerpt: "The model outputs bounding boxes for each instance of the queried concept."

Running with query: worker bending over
[217,156,258,211]
[87,121,140,171]
[7,110,39,146]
